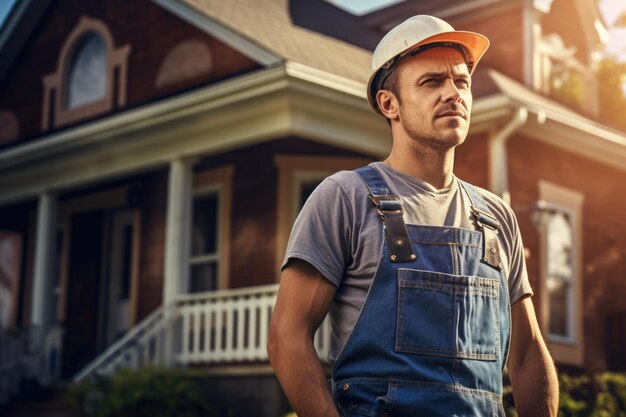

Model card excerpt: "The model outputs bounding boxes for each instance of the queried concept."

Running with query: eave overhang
[472,92,626,173]
[0,63,389,205]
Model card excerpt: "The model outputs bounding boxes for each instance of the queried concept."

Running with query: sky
[598,0,626,61]
[0,0,624,60]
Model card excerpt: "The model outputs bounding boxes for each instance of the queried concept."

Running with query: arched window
[66,33,107,109]
[42,16,130,129]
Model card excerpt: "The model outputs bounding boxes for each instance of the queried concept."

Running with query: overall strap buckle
[471,206,502,269]
[369,195,416,263]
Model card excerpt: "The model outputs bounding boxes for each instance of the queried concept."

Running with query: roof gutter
[489,106,528,204]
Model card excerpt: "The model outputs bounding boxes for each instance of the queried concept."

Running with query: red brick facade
[508,134,626,372]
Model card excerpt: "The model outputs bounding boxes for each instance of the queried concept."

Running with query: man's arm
[507,296,559,417]
[267,259,340,417]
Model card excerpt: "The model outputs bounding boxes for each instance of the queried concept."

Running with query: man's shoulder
[302,167,372,213]
[325,166,371,194]
[456,179,517,218]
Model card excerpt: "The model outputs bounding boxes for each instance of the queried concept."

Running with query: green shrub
[66,367,218,417]
[504,372,626,417]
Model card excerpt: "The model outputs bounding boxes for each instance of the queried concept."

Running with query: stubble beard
[402,113,469,153]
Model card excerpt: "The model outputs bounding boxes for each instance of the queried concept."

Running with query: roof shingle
[181,0,373,84]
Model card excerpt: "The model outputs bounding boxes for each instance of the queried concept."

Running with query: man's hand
[507,296,559,417]
[267,260,340,417]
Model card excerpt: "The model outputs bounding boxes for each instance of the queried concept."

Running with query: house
[0,0,625,415]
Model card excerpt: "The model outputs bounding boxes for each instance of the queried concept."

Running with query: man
[268,15,558,417]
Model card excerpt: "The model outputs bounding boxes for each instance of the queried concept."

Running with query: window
[66,33,107,109]
[188,166,232,292]
[189,190,220,293]
[533,32,598,114]
[545,210,574,340]
[42,16,130,129]
[538,180,584,365]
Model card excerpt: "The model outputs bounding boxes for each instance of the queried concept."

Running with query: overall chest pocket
[396,269,500,360]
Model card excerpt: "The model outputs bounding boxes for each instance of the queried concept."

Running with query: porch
[72,283,330,382]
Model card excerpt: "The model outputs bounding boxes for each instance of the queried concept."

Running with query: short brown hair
[381,69,401,102]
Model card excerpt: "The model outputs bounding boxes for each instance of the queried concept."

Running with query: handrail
[174,283,279,303]
[73,304,167,382]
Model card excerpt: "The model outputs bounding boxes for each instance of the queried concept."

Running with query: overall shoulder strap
[458,180,502,269]
[355,166,416,263]
[354,165,391,197]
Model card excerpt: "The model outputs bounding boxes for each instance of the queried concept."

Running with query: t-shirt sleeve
[482,189,533,305]
[502,204,534,304]
[281,177,353,287]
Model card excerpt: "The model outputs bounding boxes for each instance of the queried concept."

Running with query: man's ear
[376,90,400,121]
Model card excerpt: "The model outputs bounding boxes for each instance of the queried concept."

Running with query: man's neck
[384,145,455,190]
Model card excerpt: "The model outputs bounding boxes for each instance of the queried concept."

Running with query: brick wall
[451,4,525,83]
[194,137,377,289]
[137,169,168,322]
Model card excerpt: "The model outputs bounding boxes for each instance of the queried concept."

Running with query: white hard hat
[367,15,490,116]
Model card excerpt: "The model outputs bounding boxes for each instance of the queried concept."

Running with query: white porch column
[31,193,57,330]
[163,158,194,305]
[30,192,58,377]
[162,158,193,364]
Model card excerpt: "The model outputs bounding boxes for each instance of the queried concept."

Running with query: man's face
[392,47,472,150]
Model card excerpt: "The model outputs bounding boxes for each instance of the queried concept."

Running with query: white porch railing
[73,305,168,382]
[74,284,331,382]
[175,284,330,364]
[0,329,29,405]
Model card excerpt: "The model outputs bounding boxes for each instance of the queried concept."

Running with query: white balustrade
[73,284,331,382]
[175,284,278,363]
[73,305,168,382]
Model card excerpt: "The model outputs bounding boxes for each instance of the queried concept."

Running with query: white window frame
[42,16,131,129]
[189,185,221,292]
[188,166,233,292]
[541,203,576,344]
[538,180,584,365]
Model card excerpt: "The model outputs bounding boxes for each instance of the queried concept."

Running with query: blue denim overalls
[331,166,511,416]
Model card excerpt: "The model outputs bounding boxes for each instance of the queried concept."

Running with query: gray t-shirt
[282,162,532,361]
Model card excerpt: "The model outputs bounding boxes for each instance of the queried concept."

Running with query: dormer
[530,0,608,115]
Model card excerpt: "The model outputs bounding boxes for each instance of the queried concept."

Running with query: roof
[486,69,622,139]
[179,0,373,84]
[473,68,626,172]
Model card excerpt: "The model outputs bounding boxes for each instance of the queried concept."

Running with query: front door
[100,209,137,348]
[62,210,104,378]
[62,206,140,379]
